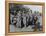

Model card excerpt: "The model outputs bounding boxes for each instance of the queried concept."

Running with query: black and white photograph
[9,3,43,32]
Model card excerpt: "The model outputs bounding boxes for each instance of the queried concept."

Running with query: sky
[23,5,42,13]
